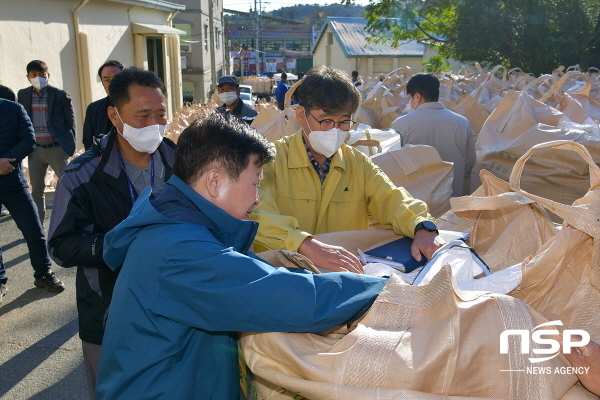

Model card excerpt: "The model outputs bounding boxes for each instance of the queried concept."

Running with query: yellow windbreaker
[251,130,434,253]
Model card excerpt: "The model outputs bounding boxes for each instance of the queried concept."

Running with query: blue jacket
[0,99,35,192]
[275,80,289,101]
[96,175,386,400]
[48,130,176,344]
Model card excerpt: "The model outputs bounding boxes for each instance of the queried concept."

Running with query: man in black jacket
[48,67,176,399]
[18,60,76,222]
[0,99,65,300]
[82,60,124,150]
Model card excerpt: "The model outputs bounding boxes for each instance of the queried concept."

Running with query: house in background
[312,17,425,78]
[0,0,185,150]
[225,10,313,76]
[174,0,226,103]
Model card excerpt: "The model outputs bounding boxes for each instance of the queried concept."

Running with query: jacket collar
[167,175,258,253]
[415,101,446,111]
[287,130,348,171]
[95,129,175,181]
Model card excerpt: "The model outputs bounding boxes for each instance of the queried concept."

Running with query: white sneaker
[0,207,8,216]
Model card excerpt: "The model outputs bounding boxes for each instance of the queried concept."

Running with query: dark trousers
[0,188,52,283]
[277,99,285,110]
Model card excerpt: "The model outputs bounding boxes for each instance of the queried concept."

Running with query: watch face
[423,221,437,231]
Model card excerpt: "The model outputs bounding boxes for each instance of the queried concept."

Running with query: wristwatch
[414,220,438,235]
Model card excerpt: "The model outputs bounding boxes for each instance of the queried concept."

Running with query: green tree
[348,0,600,75]
[422,55,451,74]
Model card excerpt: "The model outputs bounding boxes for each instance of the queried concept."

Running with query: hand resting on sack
[564,340,600,396]
[298,237,364,274]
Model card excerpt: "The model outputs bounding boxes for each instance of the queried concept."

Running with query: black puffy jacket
[48,130,175,344]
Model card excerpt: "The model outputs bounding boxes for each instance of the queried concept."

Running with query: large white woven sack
[371,144,453,218]
[240,267,587,400]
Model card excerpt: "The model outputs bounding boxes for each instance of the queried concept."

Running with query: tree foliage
[348,0,600,75]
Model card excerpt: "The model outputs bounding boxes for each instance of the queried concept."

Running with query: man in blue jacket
[48,67,176,399]
[0,99,65,299]
[96,112,387,399]
[275,71,289,110]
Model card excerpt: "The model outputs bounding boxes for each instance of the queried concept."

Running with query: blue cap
[218,75,239,87]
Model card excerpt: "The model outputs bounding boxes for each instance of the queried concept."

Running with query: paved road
[0,211,88,400]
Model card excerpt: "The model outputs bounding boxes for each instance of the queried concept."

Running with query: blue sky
[223,0,369,13]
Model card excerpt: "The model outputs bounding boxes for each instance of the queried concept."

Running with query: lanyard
[119,153,155,204]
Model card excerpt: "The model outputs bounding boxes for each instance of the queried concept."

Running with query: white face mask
[115,109,165,154]
[219,91,238,105]
[30,77,48,90]
[305,126,348,158]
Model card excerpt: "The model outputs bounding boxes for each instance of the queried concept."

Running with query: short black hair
[173,112,275,185]
[98,60,125,78]
[281,72,287,81]
[297,65,361,115]
[352,70,359,78]
[108,67,167,110]
[26,60,48,74]
[297,72,305,80]
[406,73,440,102]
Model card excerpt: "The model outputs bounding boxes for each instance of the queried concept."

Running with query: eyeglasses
[307,111,354,131]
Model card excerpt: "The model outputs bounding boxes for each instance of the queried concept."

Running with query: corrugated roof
[107,0,185,12]
[313,17,423,57]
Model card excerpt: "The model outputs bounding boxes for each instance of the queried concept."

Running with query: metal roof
[313,17,423,57]
[107,0,185,12]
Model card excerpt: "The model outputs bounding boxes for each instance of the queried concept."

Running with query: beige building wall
[312,26,424,79]
[423,46,475,72]
[0,0,184,150]
[176,0,225,103]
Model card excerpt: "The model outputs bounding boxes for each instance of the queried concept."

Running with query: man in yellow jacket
[251,66,441,273]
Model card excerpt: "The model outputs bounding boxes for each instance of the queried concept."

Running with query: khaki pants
[28,145,68,222]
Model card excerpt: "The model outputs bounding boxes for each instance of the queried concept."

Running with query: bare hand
[298,237,364,274]
[0,158,16,175]
[411,229,444,262]
[563,340,600,395]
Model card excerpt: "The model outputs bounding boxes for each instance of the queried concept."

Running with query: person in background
[17,60,76,223]
[351,70,362,87]
[0,98,65,299]
[250,65,441,273]
[95,112,388,399]
[0,83,15,101]
[82,60,124,150]
[48,67,176,399]
[215,75,257,121]
[391,73,475,197]
[275,72,289,110]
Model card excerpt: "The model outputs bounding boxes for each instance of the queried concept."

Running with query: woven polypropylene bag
[251,80,302,142]
[509,141,600,344]
[240,267,581,400]
[450,169,557,272]
[371,145,454,218]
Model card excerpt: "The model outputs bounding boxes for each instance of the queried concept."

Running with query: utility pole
[208,0,217,92]
[255,0,260,75]
[259,0,263,75]
[224,21,230,75]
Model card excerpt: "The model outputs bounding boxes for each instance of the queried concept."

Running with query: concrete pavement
[0,212,88,400]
